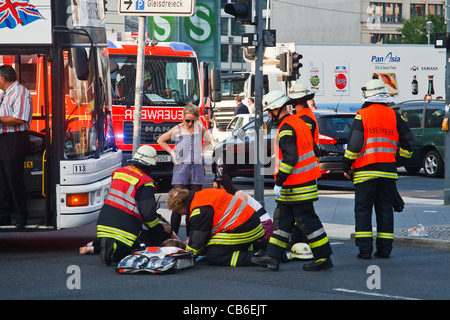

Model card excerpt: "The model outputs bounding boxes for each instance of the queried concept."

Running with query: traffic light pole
[254,0,264,205]
[444,1,450,204]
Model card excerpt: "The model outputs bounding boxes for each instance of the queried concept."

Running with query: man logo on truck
[0,0,44,29]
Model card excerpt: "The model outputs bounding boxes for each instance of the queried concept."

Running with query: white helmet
[132,145,157,166]
[288,83,315,101]
[289,243,313,260]
[263,90,290,112]
[361,79,388,98]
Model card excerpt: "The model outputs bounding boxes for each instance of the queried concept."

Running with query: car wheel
[423,150,444,178]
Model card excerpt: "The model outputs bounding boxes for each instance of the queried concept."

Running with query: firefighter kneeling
[166,188,265,267]
[96,145,161,266]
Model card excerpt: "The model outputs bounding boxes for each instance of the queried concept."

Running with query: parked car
[210,113,255,146]
[211,109,355,178]
[211,113,275,178]
[393,100,445,178]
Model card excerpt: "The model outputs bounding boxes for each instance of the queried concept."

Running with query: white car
[211,113,255,145]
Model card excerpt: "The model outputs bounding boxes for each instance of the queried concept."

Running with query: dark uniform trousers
[266,201,332,260]
[354,178,396,256]
[203,218,265,267]
[205,243,255,267]
[0,131,29,222]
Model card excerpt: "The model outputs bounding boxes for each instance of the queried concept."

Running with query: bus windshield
[110,55,200,107]
[64,47,115,159]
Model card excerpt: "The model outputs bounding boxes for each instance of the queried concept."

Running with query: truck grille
[123,121,177,144]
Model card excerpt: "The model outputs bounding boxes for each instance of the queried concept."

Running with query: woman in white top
[158,103,211,236]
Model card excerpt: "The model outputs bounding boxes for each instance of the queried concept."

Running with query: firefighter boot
[251,254,280,270]
[100,238,116,266]
[303,257,333,271]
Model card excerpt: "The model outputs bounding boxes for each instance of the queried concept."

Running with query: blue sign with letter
[136,0,145,10]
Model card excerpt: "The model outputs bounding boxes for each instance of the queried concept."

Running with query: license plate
[156,155,172,162]
[73,164,86,174]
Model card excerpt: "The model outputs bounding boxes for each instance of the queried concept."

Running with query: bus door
[0,54,52,227]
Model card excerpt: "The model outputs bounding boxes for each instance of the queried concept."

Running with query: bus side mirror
[71,46,89,81]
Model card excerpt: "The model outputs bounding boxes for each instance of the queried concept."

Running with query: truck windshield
[110,55,200,107]
[64,47,115,159]
[221,77,247,98]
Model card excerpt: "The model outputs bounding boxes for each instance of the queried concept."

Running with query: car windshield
[242,114,274,136]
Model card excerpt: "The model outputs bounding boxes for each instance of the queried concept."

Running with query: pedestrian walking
[251,90,333,271]
[0,65,33,228]
[96,145,162,265]
[247,97,255,114]
[157,103,211,238]
[166,188,264,266]
[233,96,249,116]
[343,79,414,259]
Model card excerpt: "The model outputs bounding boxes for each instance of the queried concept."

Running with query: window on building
[429,4,444,17]
[221,17,228,36]
[369,2,402,23]
[410,4,425,18]
[371,33,402,44]
[221,44,228,63]
[232,45,243,63]
[231,21,245,36]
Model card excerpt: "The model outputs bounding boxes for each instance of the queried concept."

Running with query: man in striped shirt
[0,65,33,228]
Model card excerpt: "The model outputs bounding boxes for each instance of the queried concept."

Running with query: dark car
[211,110,355,178]
[393,100,445,178]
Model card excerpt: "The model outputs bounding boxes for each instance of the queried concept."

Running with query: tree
[387,14,446,44]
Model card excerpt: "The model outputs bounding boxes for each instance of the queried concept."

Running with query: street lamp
[426,21,434,45]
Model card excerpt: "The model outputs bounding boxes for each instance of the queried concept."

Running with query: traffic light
[290,51,303,79]
[276,52,288,72]
[224,0,253,24]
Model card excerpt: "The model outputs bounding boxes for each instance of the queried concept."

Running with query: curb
[349,233,450,250]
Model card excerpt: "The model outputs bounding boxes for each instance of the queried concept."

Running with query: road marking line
[333,288,421,300]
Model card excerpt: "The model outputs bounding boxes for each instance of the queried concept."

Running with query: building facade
[105,0,445,73]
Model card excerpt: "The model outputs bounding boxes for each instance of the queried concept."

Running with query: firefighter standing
[251,90,333,271]
[289,83,319,145]
[166,188,265,267]
[343,79,414,259]
[97,145,161,266]
[288,83,319,245]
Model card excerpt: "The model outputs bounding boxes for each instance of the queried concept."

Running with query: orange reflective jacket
[274,115,321,186]
[190,188,255,234]
[295,107,319,144]
[105,165,156,222]
[352,104,399,169]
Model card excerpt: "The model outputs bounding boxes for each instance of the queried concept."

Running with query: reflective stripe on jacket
[345,104,399,184]
[274,115,321,202]
[104,165,156,223]
[189,189,256,235]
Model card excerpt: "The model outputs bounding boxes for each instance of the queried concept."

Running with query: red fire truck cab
[108,38,218,188]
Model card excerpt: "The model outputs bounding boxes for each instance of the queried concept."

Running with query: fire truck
[107,35,219,187]
[0,0,122,230]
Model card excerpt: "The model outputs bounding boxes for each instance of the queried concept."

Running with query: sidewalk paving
[157,191,450,250]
